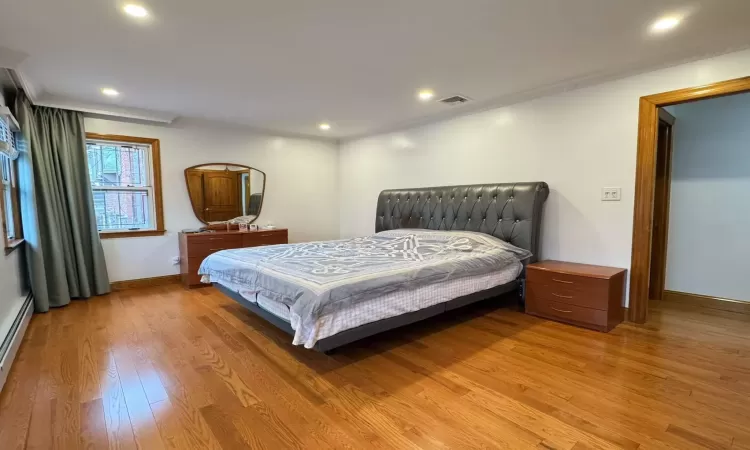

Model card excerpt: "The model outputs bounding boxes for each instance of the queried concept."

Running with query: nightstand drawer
[526,283,607,310]
[527,268,609,296]
[526,297,608,329]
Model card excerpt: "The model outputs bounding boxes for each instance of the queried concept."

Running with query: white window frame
[1,154,16,240]
[0,109,23,250]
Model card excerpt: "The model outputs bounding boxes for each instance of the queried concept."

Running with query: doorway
[629,76,750,323]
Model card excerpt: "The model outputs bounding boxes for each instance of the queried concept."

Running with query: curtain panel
[14,92,110,312]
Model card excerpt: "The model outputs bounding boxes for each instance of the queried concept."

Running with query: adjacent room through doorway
[648,92,750,312]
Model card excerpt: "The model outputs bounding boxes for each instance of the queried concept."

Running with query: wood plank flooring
[1,285,749,449]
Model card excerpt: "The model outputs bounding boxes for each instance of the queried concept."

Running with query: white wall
[665,94,750,301]
[339,48,750,306]
[84,118,339,282]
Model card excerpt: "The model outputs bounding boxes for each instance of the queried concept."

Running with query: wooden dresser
[525,261,626,332]
[178,228,288,288]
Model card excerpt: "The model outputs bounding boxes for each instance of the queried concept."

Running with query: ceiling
[2,0,750,139]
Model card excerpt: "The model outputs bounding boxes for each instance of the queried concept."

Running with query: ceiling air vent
[439,95,471,105]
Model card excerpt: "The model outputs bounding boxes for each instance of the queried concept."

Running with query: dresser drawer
[526,297,608,329]
[188,233,243,246]
[526,282,607,310]
[243,231,288,247]
[187,256,209,272]
[189,241,243,259]
[252,231,284,239]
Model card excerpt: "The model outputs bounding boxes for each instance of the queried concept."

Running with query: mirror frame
[183,163,267,225]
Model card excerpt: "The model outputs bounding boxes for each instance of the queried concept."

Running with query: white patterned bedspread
[200,229,530,347]
[255,264,521,347]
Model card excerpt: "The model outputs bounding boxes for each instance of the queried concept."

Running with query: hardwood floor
[1,285,749,449]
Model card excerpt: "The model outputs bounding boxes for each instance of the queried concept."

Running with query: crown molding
[9,70,175,124]
[36,94,177,124]
[9,69,40,102]
[170,117,339,143]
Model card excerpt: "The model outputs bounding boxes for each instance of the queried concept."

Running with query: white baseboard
[0,293,34,393]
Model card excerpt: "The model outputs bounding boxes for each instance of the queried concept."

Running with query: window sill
[5,238,25,255]
[100,229,166,239]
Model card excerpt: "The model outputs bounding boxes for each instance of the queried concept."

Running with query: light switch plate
[602,187,621,201]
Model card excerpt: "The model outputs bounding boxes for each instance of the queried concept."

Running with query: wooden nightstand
[525,261,626,332]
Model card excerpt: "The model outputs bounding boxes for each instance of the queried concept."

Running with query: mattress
[218,260,521,348]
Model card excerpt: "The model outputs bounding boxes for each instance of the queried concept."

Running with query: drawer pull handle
[552,278,573,284]
[552,293,573,299]
[551,306,573,314]
[209,248,223,251]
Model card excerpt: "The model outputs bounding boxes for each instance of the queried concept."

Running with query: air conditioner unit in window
[0,107,21,160]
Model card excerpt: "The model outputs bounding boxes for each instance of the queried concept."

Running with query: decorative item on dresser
[179,229,288,288]
[525,260,626,332]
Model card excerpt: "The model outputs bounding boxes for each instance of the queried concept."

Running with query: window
[85,133,164,238]
[0,154,21,247]
[0,113,22,252]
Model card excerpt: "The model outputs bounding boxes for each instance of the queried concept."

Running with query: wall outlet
[601,187,621,202]
[171,256,180,265]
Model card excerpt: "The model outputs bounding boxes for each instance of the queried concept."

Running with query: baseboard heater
[0,293,34,392]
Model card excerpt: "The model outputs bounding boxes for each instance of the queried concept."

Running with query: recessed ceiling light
[123,4,149,18]
[101,88,120,97]
[418,89,435,102]
[319,123,331,131]
[651,16,680,33]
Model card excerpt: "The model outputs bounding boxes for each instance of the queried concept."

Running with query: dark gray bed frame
[215,182,549,353]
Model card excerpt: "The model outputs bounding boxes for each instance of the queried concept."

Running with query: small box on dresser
[525,260,626,332]
[179,228,288,288]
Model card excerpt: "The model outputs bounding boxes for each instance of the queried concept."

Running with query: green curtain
[14,92,110,312]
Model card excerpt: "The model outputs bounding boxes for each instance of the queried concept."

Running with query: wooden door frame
[628,76,750,323]
[647,108,675,302]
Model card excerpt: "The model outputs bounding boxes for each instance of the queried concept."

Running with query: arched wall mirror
[184,163,266,224]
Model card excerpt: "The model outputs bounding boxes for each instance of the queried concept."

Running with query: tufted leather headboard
[375,182,549,262]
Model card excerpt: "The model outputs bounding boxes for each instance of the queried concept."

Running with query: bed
[200,182,549,352]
